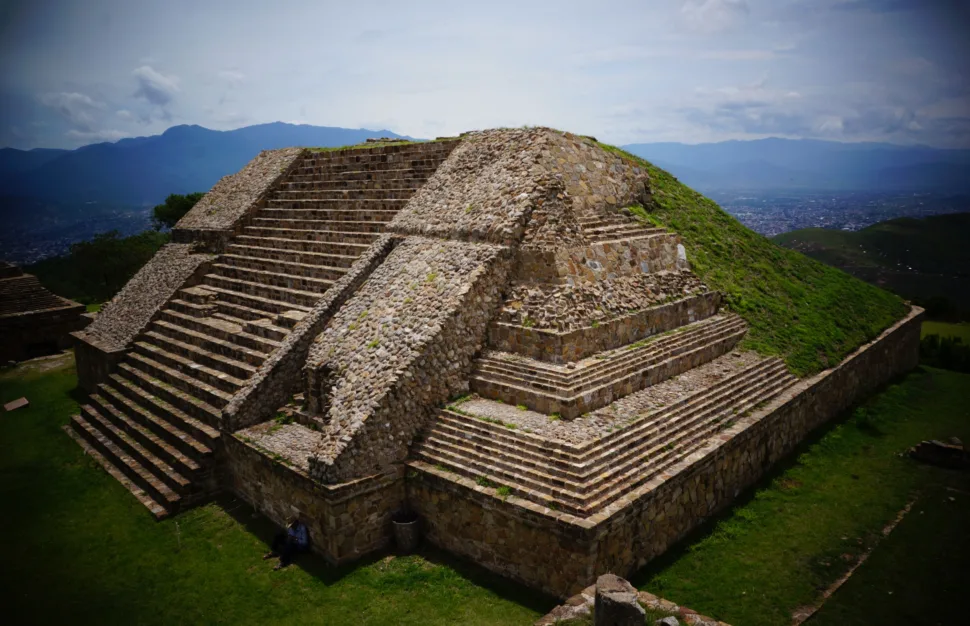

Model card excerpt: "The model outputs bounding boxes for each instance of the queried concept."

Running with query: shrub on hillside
[152,192,204,230]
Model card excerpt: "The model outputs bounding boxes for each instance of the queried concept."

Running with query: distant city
[706,191,970,238]
[0,211,153,266]
[2,191,968,266]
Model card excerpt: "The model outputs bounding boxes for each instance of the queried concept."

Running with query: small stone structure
[0,261,87,362]
[536,573,728,626]
[66,129,920,600]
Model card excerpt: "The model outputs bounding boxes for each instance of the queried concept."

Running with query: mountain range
[4,124,970,211]
[621,138,970,193]
[0,123,411,207]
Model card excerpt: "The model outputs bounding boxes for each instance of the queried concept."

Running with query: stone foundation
[224,435,404,563]
[406,306,923,597]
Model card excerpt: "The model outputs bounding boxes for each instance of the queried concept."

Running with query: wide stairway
[69,141,457,519]
[412,356,797,517]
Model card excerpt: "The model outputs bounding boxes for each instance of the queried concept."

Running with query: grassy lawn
[921,320,970,342]
[631,366,970,626]
[0,353,549,625]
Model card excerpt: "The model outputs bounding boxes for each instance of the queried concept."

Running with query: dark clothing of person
[271,530,308,566]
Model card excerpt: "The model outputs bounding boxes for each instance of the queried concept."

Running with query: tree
[152,192,205,230]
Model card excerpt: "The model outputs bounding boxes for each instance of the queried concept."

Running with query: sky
[1,0,969,150]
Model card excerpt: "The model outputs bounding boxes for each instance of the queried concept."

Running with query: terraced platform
[471,313,747,417]
[70,140,457,518]
[414,352,797,517]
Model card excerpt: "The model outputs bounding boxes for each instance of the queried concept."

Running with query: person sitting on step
[263,518,309,570]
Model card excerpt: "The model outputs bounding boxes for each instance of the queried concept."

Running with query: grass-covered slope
[600,144,908,376]
[772,212,970,317]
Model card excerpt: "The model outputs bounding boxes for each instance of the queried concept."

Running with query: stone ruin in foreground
[68,128,921,597]
[1,261,88,362]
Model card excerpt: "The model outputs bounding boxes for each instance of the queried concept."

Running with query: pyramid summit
[68,127,919,595]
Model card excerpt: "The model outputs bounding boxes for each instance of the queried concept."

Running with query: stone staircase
[576,211,665,244]
[412,357,797,516]
[471,314,748,418]
[69,141,457,519]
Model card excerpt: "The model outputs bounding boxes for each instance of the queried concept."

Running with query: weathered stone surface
[174,147,305,244]
[656,617,680,626]
[76,243,215,353]
[305,237,513,482]
[594,573,645,625]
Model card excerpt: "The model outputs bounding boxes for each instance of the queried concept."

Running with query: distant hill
[0,123,412,206]
[772,212,970,318]
[622,138,970,193]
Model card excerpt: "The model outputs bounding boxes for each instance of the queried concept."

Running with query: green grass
[598,143,908,376]
[630,366,970,626]
[0,354,549,625]
[921,320,970,342]
[85,303,102,313]
[772,213,970,317]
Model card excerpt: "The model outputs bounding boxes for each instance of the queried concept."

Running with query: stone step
[417,363,797,516]
[581,373,797,512]
[157,308,282,354]
[271,188,418,201]
[117,363,223,428]
[435,358,786,467]
[150,319,268,367]
[200,284,312,318]
[411,444,588,516]
[221,253,352,282]
[232,235,371,256]
[83,398,198,487]
[64,424,171,520]
[472,317,748,417]
[278,179,424,191]
[132,341,245,394]
[305,141,454,158]
[203,273,321,308]
[225,243,359,269]
[108,373,220,445]
[285,167,439,184]
[476,316,742,389]
[126,351,233,409]
[250,217,389,233]
[301,148,453,166]
[96,379,214,461]
[211,262,335,294]
[295,154,450,172]
[256,207,400,223]
[241,226,380,245]
[70,412,182,512]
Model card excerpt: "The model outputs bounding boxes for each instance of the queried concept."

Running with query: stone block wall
[407,306,923,597]
[223,235,400,431]
[488,292,722,363]
[304,237,514,482]
[224,436,403,564]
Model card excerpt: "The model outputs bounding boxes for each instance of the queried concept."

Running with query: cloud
[116,109,134,120]
[217,70,246,85]
[831,0,922,13]
[133,65,179,107]
[37,92,103,131]
[66,128,130,142]
[682,0,750,33]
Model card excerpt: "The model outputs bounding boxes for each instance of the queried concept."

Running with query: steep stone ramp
[304,237,513,483]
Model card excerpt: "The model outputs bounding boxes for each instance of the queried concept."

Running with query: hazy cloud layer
[0,0,967,149]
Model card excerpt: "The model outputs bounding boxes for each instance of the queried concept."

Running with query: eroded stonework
[64,128,919,600]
